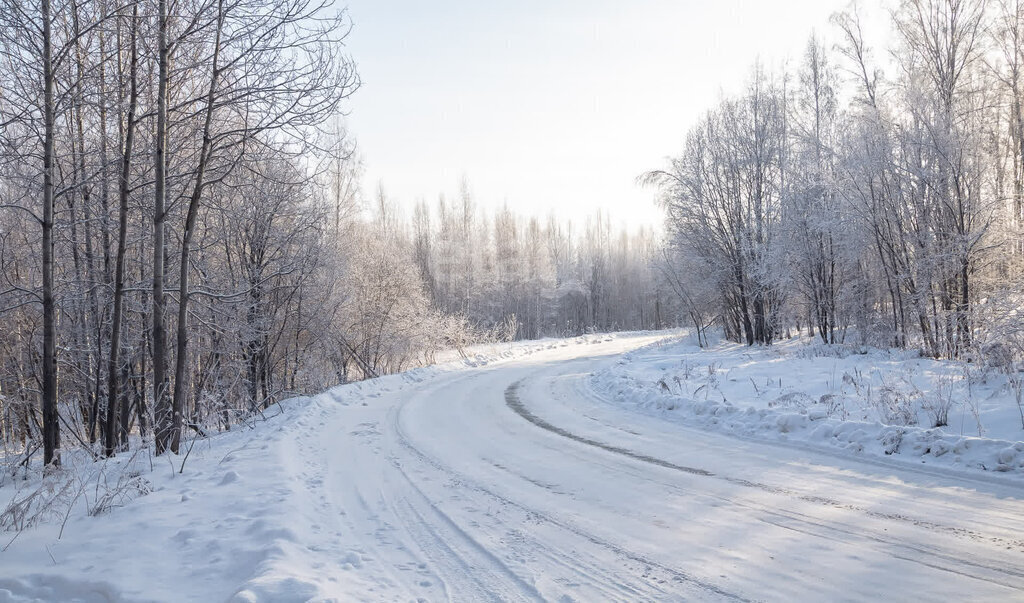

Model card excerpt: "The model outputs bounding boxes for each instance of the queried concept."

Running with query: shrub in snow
[819,393,851,420]
[1009,372,1024,429]
[1,471,80,533]
[982,342,1016,371]
[873,382,920,426]
[840,369,866,396]
[922,375,957,428]
[879,427,904,455]
[770,391,814,410]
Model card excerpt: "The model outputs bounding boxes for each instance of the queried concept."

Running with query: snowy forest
[0,0,670,464]
[650,0,1024,359]
[5,0,1024,470]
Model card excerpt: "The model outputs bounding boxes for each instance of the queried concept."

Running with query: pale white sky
[342,0,889,230]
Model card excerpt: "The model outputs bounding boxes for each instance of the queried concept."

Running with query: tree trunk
[41,0,60,467]
[104,1,138,457]
[170,0,224,453]
[153,0,172,455]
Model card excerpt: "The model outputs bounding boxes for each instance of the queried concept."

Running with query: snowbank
[590,336,1024,477]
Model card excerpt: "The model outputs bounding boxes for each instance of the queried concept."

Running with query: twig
[179,430,200,474]
[3,528,20,552]
[56,412,99,461]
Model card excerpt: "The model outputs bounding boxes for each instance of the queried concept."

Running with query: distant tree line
[407,183,670,341]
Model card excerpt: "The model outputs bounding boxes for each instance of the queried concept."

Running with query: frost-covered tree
[786,35,850,344]
[649,67,788,345]
[650,0,1023,360]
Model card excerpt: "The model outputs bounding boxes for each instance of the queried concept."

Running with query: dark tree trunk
[104,1,138,457]
[41,0,60,467]
[153,0,172,455]
[171,0,224,452]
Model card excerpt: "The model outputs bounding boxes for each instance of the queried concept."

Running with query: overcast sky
[341,0,887,230]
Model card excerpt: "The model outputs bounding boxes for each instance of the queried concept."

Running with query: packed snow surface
[2,332,1024,601]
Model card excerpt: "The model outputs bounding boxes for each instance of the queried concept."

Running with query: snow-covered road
[293,334,1024,601]
[4,333,1024,602]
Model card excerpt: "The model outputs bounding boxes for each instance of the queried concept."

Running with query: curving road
[304,334,1024,601]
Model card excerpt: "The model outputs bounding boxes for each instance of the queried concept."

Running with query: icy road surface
[306,335,1024,601]
[2,333,1023,601]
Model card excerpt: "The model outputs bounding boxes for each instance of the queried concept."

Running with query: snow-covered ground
[593,333,1024,477]
[2,331,1024,601]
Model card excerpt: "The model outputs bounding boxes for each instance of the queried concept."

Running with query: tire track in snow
[386,455,546,602]
[391,393,749,602]
[506,381,715,477]
[576,374,1024,554]
[507,378,1024,591]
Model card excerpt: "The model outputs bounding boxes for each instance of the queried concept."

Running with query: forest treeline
[650,0,1024,360]
[0,0,674,465]
[12,0,1024,471]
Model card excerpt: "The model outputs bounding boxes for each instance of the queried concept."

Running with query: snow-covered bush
[1,471,81,533]
[873,383,920,426]
[922,376,956,428]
